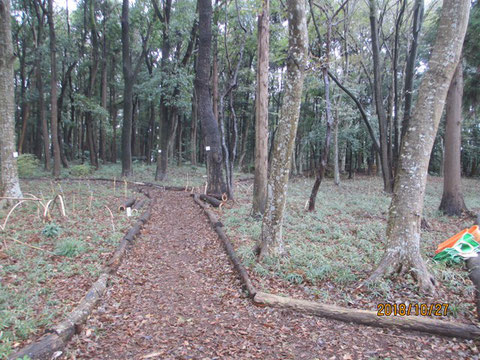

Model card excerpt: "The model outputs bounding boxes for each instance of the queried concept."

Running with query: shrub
[42,223,61,238]
[69,164,94,177]
[17,154,41,178]
[54,238,86,257]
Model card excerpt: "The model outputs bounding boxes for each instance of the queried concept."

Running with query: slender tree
[0,0,23,203]
[121,0,133,176]
[252,0,269,215]
[258,0,307,258]
[365,0,470,294]
[195,0,226,196]
[46,0,61,177]
[369,0,393,193]
[439,62,468,216]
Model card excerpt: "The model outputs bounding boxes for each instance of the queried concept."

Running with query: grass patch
[0,173,140,358]
[222,174,480,322]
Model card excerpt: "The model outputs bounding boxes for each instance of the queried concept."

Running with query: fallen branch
[253,291,480,340]
[5,236,54,254]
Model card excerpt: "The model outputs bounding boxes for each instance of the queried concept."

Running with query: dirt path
[64,191,477,359]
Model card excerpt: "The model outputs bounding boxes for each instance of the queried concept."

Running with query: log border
[9,185,154,360]
[192,194,480,340]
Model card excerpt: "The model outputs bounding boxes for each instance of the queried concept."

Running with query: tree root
[364,251,436,295]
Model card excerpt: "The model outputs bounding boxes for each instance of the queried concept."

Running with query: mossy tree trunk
[0,0,23,203]
[258,0,307,258]
[366,0,470,294]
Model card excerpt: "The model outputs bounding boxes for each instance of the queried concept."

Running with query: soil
[63,191,479,359]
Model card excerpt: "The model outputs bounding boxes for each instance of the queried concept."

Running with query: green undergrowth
[0,179,139,358]
[223,175,480,321]
[19,160,212,189]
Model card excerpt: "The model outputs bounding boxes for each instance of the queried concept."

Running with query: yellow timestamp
[377,303,449,317]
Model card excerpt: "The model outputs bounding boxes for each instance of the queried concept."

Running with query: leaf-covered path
[64,191,477,359]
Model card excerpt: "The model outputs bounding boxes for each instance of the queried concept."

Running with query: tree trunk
[47,0,61,177]
[366,0,470,294]
[121,0,133,177]
[439,62,468,216]
[195,0,226,197]
[0,0,22,202]
[369,0,393,193]
[252,0,269,215]
[191,87,198,166]
[333,110,340,185]
[258,0,307,258]
[401,0,424,143]
[100,35,108,164]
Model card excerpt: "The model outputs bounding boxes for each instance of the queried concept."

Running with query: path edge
[9,189,154,360]
[192,194,480,340]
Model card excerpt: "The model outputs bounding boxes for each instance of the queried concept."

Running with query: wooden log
[138,207,152,224]
[9,274,108,360]
[8,334,65,360]
[119,197,136,212]
[253,291,480,340]
[193,194,256,297]
[54,273,108,338]
[133,199,147,210]
[199,194,222,207]
[11,202,154,359]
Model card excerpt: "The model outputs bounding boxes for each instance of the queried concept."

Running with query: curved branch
[327,70,380,153]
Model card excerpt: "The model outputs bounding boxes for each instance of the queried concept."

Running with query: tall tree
[369,0,393,193]
[439,62,468,216]
[365,0,470,294]
[252,0,269,215]
[0,0,23,202]
[401,0,424,144]
[32,0,50,169]
[195,0,226,196]
[258,0,307,258]
[307,0,348,211]
[121,0,133,176]
[46,0,61,177]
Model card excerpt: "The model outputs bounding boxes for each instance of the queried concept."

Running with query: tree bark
[195,0,226,197]
[252,0,269,215]
[121,0,133,177]
[258,0,307,258]
[401,0,424,144]
[47,0,61,177]
[190,87,198,166]
[439,62,468,216]
[369,0,393,193]
[366,0,470,294]
[333,110,340,185]
[0,0,23,202]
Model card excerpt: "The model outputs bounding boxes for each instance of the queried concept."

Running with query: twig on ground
[6,236,54,254]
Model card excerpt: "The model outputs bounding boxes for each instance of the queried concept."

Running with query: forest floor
[1,163,480,359]
[62,190,478,359]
